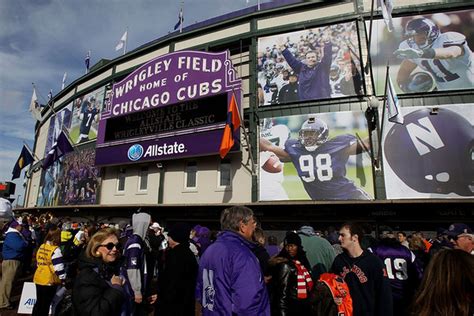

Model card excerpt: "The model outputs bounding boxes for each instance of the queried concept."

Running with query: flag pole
[364,0,375,75]
[61,72,67,90]
[180,2,184,33]
[376,61,390,167]
[85,50,91,74]
[23,141,39,163]
[124,27,128,55]
[32,83,57,117]
[232,88,256,176]
[22,140,57,184]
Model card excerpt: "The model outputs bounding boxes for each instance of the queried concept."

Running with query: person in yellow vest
[32,227,66,316]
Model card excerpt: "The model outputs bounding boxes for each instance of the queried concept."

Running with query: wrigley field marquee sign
[95,50,241,166]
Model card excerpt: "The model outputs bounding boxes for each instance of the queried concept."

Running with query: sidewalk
[0,266,33,316]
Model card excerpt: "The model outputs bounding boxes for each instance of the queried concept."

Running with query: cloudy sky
[0,0,267,205]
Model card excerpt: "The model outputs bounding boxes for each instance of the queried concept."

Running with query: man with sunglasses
[446,223,473,255]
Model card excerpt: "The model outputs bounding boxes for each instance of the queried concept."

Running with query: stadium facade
[21,0,473,228]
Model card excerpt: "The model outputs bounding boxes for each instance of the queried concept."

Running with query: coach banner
[368,9,474,95]
[259,111,374,201]
[95,50,241,166]
[257,21,364,106]
[382,104,473,199]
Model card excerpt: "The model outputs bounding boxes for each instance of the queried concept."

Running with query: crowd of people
[0,198,473,316]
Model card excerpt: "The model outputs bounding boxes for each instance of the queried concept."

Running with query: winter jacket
[2,227,27,260]
[298,226,335,279]
[157,242,198,316]
[72,254,125,316]
[196,230,270,316]
[268,257,311,316]
[331,250,393,316]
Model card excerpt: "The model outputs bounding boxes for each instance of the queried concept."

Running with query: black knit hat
[167,222,191,244]
[284,231,302,247]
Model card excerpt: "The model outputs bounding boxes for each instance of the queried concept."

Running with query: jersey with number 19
[399,31,474,90]
[371,239,423,310]
[284,135,370,200]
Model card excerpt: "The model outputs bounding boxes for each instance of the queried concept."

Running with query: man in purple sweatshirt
[196,206,270,315]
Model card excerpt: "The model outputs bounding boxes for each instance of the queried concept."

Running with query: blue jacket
[2,227,28,260]
[196,230,270,316]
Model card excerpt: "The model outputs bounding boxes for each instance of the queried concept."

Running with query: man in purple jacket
[196,206,270,315]
[279,29,333,101]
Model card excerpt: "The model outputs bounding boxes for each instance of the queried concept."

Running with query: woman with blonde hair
[72,227,126,315]
[32,226,66,316]
[411,249,474,316]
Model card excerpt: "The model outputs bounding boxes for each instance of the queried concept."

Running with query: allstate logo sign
[127,144,144,161]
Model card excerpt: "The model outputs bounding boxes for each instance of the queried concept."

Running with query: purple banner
[96,50,241,166]
[95,128,239,166]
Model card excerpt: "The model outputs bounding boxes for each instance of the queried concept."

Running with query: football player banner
[382,104,473,199]
[258,111,374,201]
[368,8,474,95]
[68,86,105,145]
[257,21,364,106]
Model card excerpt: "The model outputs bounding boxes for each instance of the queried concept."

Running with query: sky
[0,0,268,206]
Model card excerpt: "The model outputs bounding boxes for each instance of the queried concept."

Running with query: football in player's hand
[262,153,283,173]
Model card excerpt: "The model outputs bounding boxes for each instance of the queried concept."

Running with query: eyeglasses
[99,242,121,251]
[450,235,470,242]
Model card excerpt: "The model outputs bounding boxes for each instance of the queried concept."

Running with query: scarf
[293,259,313,299]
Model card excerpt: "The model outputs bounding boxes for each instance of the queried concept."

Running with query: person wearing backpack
[310,272,353,316]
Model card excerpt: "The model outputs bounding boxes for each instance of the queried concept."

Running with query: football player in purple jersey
[260,116,371,200]
[370,231,423,316]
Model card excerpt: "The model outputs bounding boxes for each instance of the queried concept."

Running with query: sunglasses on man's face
[99,242,121,251]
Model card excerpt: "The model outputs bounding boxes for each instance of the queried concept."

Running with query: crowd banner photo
[257,21,364,106]
[259,111,374,201]
[368,8,474,95]
[37,106,72,207]
[382,104,473,199]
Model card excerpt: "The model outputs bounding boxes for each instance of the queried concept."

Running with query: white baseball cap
[0,197,13,220]
[150,222,162,229]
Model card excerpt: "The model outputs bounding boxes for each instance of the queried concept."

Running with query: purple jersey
[79,167,88,179]
[371,240,423,304]
[285,135,369,200]
[80,108,98,135]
